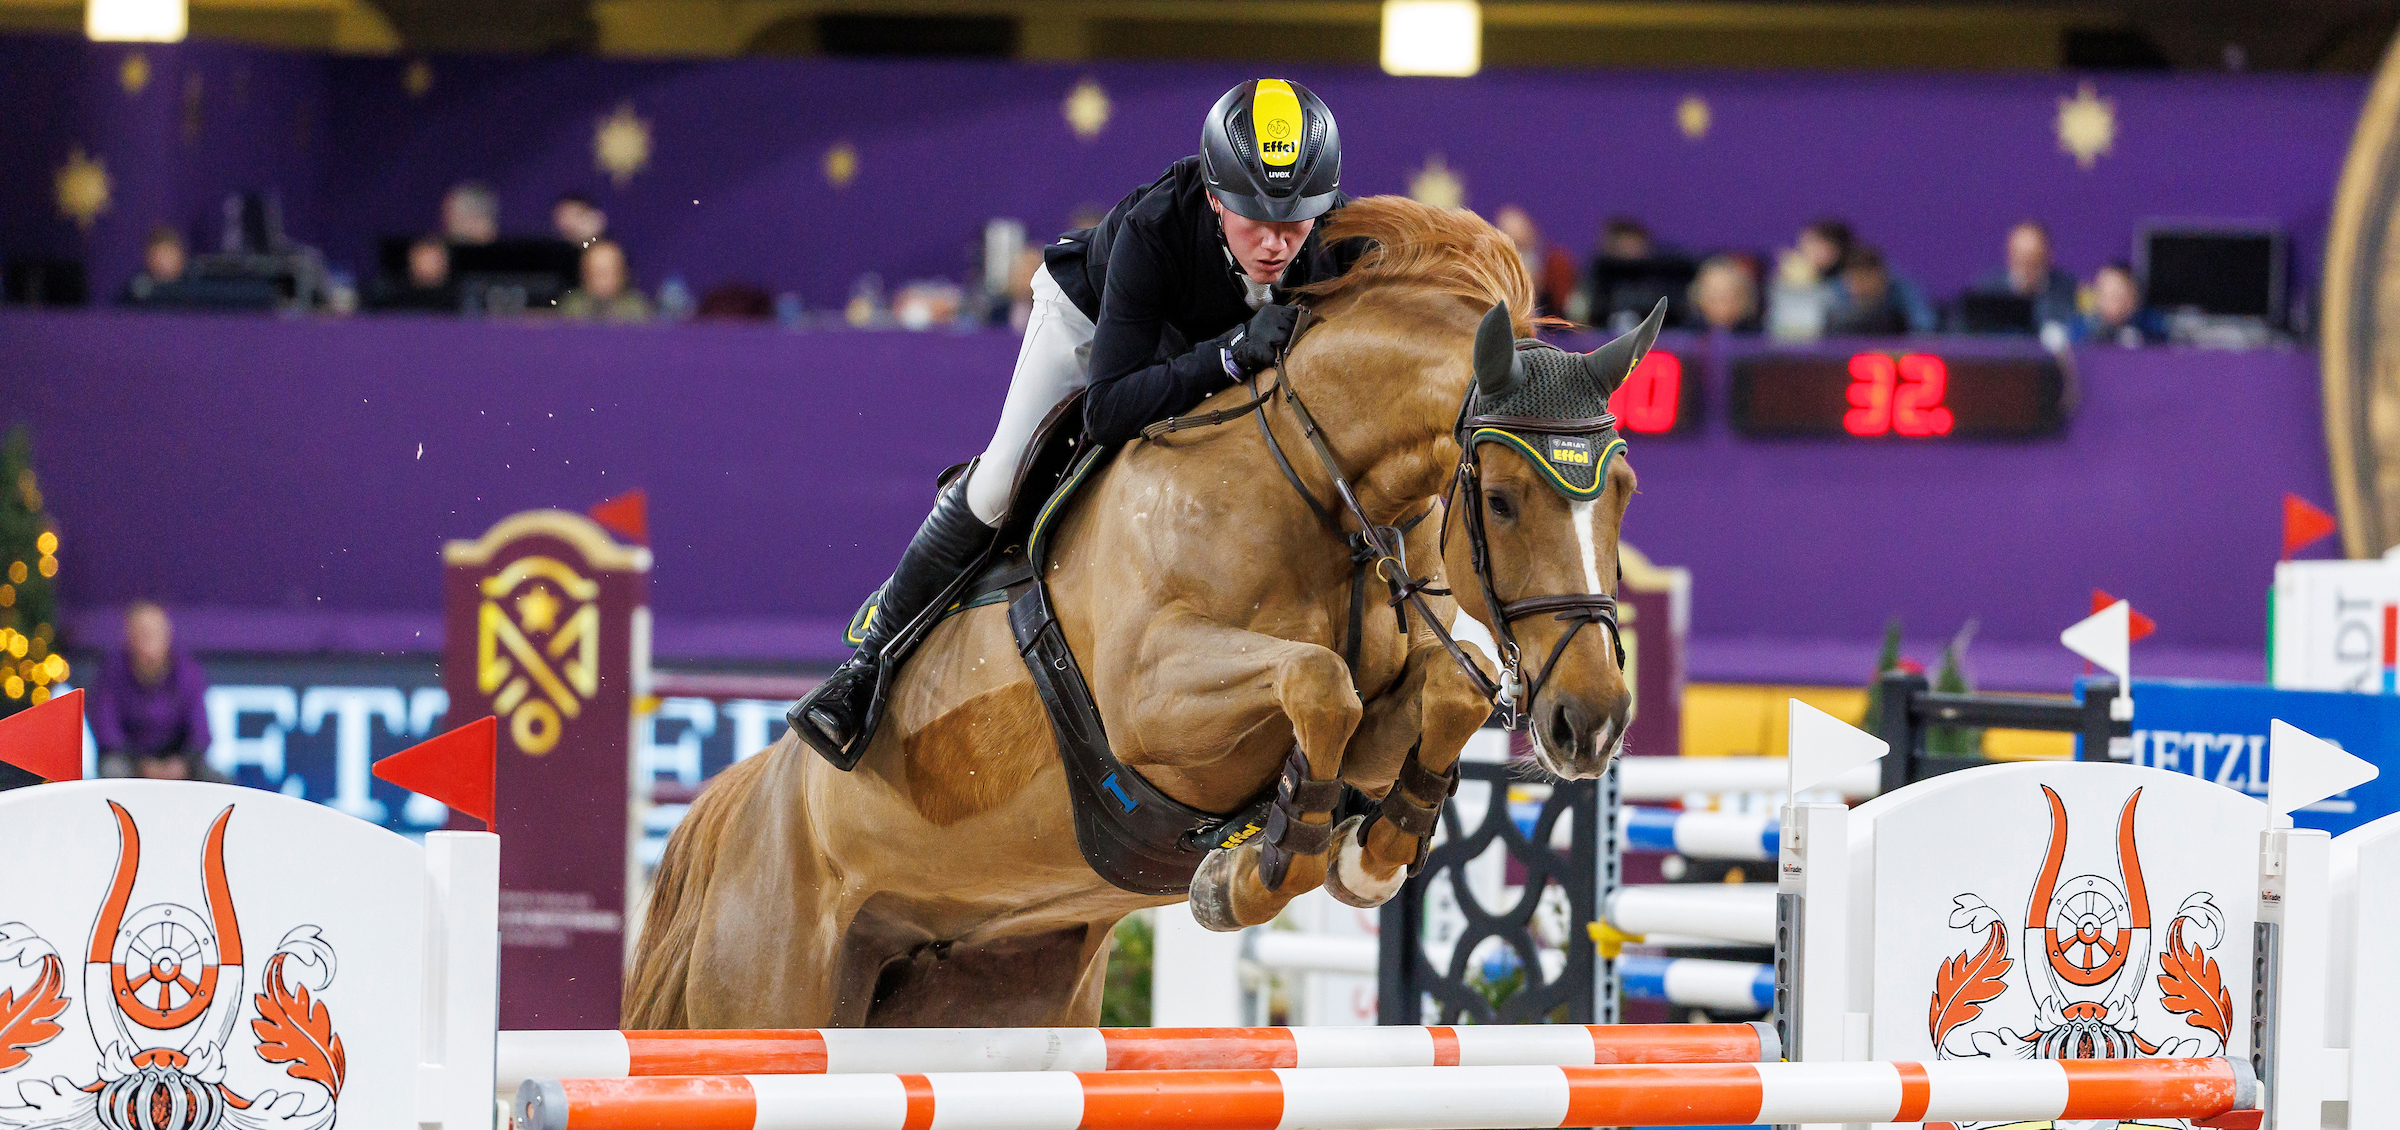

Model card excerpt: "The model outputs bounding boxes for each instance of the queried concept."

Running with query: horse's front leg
[1142,619,1363,931]
[1322,633,1495,908]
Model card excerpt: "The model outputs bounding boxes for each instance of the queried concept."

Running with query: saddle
[846,392,1269,897]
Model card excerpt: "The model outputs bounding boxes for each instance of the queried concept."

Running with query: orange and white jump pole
[497,1023,1774,1092]
[511,1057,2259,1130]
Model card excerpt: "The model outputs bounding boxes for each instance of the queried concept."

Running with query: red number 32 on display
[1843,353,1956,437]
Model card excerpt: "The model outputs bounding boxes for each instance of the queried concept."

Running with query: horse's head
[1443,299,1662,778]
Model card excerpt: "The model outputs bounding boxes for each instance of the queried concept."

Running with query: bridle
[1144,314,1627,732]
[1444,391,1629,731]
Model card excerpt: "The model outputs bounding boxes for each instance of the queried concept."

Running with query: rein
[1145,314,1625,731]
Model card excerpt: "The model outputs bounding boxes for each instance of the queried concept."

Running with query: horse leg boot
[790,473,996,769]
[1322,642,1488,908]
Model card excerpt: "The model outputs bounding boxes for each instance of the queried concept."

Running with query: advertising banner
[2098,678,2400,835]
[2271,550,2400,692]
[442,510,649,1029]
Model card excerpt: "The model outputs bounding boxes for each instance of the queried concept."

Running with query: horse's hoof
[1323,815,1409,909]
[1187,845,1248,932]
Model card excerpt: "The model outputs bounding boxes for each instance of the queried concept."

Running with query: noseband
[1144,316,1627,731]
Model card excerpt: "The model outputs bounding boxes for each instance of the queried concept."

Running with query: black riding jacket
[1045,156,1356,447]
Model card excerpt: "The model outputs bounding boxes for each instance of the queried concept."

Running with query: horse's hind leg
[1323,636,1493,908]
[665,742,853,1028]
[1146,620,1364,931]
[844,909,1123,1026]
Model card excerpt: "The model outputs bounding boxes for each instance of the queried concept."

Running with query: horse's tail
[621,738,779,1028]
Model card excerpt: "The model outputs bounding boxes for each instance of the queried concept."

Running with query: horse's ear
[1581,298,1667,395]
[1474,302,1519,397]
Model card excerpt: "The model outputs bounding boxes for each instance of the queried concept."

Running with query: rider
[793,78,1351,767]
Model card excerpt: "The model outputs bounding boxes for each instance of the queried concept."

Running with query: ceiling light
[1382,0,1480,77]
[87,0,187,42]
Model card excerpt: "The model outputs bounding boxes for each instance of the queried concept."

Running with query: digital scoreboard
[1728,352,2067,438]
[1605,351,1700,435]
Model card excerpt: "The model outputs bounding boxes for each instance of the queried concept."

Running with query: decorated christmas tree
[0,426,66,716]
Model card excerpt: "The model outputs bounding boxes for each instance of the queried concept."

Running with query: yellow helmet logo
[1252,79,1302,168]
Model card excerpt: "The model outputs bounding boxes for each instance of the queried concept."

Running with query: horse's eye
[1484,491,1515,520]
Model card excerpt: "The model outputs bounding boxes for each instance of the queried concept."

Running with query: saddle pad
[1007,577,1265,896]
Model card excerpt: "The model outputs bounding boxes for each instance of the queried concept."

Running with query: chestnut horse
[625,197,1646,1028]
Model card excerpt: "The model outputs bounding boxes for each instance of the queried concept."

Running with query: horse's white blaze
[1570,500,1604,594]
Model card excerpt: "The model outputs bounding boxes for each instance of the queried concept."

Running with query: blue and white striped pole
[1619,806,1780,861]
[1617,954,1776,1013]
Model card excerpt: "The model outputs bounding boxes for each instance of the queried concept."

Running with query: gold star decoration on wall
[1064,78,1110,140]
[119,52,149,96]
[825,141,858,189]
[403,58,433,98]
[1677,95,1710,140]
[595,102,651,186]
[55,147,109,230]
[2056,82,2115,169]
[1409,153,1464,210]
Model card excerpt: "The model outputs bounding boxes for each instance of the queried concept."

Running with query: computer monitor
[1590,255,1697,329]
[2138,224,2285,323]
[1958,293,2036,335]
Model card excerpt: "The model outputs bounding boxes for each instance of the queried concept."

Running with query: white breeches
[965,267,1097,526]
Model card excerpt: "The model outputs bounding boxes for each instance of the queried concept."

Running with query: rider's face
[1210,194,1314,285]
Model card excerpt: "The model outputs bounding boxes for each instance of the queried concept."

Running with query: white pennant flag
[1788,699,1887,795]
[2267,718,2379,818]
[2061,600,2132,681]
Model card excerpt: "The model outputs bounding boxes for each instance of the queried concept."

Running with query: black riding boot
[790,473,996,769]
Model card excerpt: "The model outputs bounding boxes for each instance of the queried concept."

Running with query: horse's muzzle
[1534,690,1629,778]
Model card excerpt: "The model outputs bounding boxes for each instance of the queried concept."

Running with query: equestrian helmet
[1200,79,1341,224]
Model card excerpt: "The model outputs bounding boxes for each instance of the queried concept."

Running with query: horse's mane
[1295,195,1541,337]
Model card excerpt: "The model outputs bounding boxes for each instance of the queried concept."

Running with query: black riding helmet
[1200,79,1341,224]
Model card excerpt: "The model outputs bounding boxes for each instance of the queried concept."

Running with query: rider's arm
[1080,230,1243,448]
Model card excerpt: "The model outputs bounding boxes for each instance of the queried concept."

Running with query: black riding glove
[1218,303,1302,383]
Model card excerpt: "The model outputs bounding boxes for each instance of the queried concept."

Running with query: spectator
[1969,220,2079,333]
[119,225,280,310]
[91,602,222,781]
[1825,246,1915,335]
[1766,218,1851,340]
[1588,215,1690,332]
[442,181,500,245]
[1795,218,1851,280]
[2076,262,2166,346]
[553,192,607,247]
[1599,216,1653,261]
[558,239,651,323]
[1492,204,1579,319]
[366,236,460,312]
[1688,254,1761,334]
[1827,244,1937,334]
[118,227,187,304]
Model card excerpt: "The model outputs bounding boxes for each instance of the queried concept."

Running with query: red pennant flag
[0,689,84,783]
[2281,494,2338,559]
[2092,589,2157,642]
[373,715,497,831]
[588,489,648,545]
